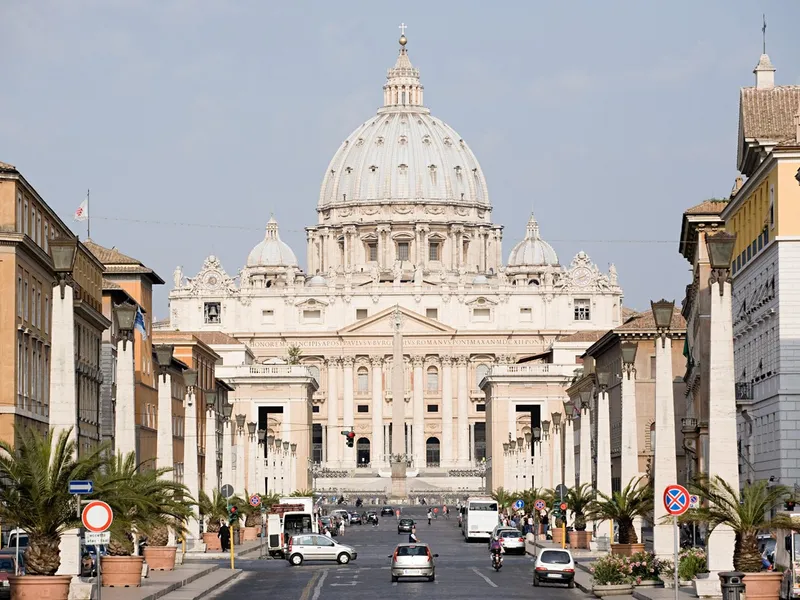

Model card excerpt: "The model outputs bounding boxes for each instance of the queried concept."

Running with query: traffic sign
[82,500,113,533]
[249,494,261,507]
[85,531,111,545]
[433,508,439,513]
[69,480,93,495]
[555,484,568,499]
[534,499,546,511]
[689,495,700,509]
[513,499,525,510]
[560,502,568,511]
[220,484,234,499]
[664,484,690,516]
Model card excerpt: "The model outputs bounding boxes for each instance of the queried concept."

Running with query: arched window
[357,367,369,393]
[426,366,439,392]
[475,363,489,387]
[357,437,370,466]
[426,437,440,467]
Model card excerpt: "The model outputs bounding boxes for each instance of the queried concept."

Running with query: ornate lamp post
[154,344,175,472]
[577,390,593,491]
[563,400,576,489]
[112,303,137,458]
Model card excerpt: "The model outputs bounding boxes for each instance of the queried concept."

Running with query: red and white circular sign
[82,500,114,532]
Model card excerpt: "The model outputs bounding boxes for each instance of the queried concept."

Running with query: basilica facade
[167,34,625,496]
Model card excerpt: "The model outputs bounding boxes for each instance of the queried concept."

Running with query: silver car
[286,534,357,566]
[495,528,525,554]
[389,543,438,582]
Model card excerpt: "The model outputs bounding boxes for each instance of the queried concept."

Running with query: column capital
[455,355,469,366]
[440,355,453,366]
[376,223,392,234]
[369,355,384,367]
[411,355,425,367]
[326,356,342,367]
[415,223,430,233]
[427,355,441,366]
[450,224,464,234]
[342,356,355,368]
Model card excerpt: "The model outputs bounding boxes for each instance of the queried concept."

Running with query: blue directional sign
[513,499,525,510]
[69,480,93,495]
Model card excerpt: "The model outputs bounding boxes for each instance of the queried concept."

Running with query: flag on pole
[134,306,148,340]
[74,196,89,222]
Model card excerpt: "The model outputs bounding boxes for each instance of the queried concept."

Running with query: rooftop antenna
[762,14,767,55]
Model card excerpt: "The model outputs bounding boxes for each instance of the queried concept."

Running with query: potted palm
[0,428,107,600]
[685,477,790,600]
[567,483,594,549]
[198,490,243,552]
[585,476,653,556]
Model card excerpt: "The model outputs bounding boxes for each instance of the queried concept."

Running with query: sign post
[534,499,546,543]
[560,502,568,549]
[664,484,690,600]
[82,500,113,600]
[221,484,235,570]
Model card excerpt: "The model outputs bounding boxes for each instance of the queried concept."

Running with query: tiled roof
[685,200,728,215]
[617,307,686,331]
[557,330,606,343]
[0,161,17,172]
[84,240,165,284]
[740,86,800,144]
[621,306,638,320]
[188,331,243,346]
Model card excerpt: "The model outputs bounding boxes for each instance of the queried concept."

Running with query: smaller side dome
[306,275,327,287]
[246,217,298,268]
[507,213,559,267]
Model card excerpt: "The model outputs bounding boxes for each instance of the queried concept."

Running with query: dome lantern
[383,25,424,109]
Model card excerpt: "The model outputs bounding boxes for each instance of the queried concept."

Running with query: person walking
[427,510,433,525]
[339,518,346,536]
[409,526,418,543]
[218,522,231,552]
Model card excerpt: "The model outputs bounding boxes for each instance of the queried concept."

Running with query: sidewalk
[182,540,262,561]
[100,563,242,600]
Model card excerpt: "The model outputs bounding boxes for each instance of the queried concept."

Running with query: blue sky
[2,0,799,318]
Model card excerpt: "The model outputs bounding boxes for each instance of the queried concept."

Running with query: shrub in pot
[198,490,243,552]
[590,554,635,596]
[585,476,653,556]
[567,483,594,549]
[628,551,663,585]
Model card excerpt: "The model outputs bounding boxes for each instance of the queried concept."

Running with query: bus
[462,496,499,542]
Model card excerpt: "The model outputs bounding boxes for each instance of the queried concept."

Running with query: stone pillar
[541,429,552,489]
[579,405,592,489]
[157,372,174,471]
[552,418,562,488]
[495,231,502,270]
[114,338,136,457]
[247,431,257,493]
[653,335,677,560]
[342,357,355,468]
[221,419,233,491]
[596,388,613,537]
[183,390,202,550]
[533,441,542,489]
[412,356,425,468]
[563,415,576,489]
[204,409,218,493]
[456,356,469,465]
[370,357,384,467]
[620,358,642,542]
[707,275,739,573]
[235,426,246,494]
[254,440,264,494]
[326,357,339,467]
[441,356,454,467]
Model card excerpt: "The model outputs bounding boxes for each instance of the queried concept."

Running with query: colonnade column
[441,356,454,467]
[412,356,425,468]
[541,421,552,489]
[115,337,136,457]
[578,394,592,489]
[326,357,340,467]
[563,410,576,489]
[370,357,384,467]
[234,417,246,494]
[204,406,218,493]
[183,387,201,550]
[342,357,355,468]
[595,378,613,539]
[157,372,174,471]
[456,355,470,465]
[221,417,232,491]
[247,424,257,495]
[620,342,642,542]
[551,414,563,488]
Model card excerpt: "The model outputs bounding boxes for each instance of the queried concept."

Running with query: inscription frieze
[249,337,548,349]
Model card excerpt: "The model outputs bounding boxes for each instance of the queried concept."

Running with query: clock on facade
[572,267,591,287]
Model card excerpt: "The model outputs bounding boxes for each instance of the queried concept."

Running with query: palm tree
[566,483,594,531]
[290,489,314,497]
[585,476,653,544]
[199,489,243,533]
[93,452,193,555]
[0,427,108,575]
[491,487,514,511]
[685,476,791,572]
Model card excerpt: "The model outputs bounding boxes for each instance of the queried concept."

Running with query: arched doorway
[357,437,370,467]
[426,437,440,467]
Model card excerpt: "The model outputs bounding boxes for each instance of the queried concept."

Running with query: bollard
[719,571,746,600]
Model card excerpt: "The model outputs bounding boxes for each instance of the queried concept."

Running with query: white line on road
[311,569,328,600]
[471,567,498,588]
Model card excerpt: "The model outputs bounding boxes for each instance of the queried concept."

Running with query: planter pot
[635,580,663,588]
[9,575,72,600]
[611,543,645,557]
[203,532,222,552]
[570,531,592,550]
[661,577,675,589]
[100,556,144,587]
[680,580,693,587]
[242,526,258,542]
[743,571,783,600]
[552,528,565,545]
[142,546,177,571]
[593,583,634,597]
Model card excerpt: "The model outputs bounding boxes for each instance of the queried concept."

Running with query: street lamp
[283,441,290,451]
[564,399,575,422]
[247,421,257,436]
[235,414,246,432]
[154,344,175,381]
[205,390,218,411]
[705,230,737,296]
[509,439,516,450]
[267,435,275,447]
[221,401,233,420]
[596,370,610,390]
[651,299,675,347]
[183,369,198,390]
[620,341,638,378]
[257,428,266,443]
[290,443,297,453]
[49,237,78,299]
[532,427,541,443]
[541,420,550,439]
[552,412,562,428]
[517,436,524,448]
[114,303,137,350]
[578,390,592,412]
[503,442,510,452]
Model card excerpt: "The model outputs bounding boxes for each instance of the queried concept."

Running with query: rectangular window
[650,355,657,379]
[23,280,28,321]
[575,355,584,364]
[770,185,775,229]
[261,309,274,323]
[367,243,378,262]
[476,403,486,412]
[17,276,22,318]
[44,296,50,332]
[356,309,368,320]
[472,307,491,322]
[303,309,322,322]
[519,307,532,322]
[397,242,409,261]
[36,211,41,245]
[357,404,369,413]
[426,308,438,320]
[573,299,590,321]
[44,222,49,252]
[427,404,439,413]
[429,242,441,261]
[16,193,22,232]
[312,405,320,413]
[204,302,221,324]
[23,200,28,234]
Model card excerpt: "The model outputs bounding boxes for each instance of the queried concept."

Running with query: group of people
[498,508,550,537]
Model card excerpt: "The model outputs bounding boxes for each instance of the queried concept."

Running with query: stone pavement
[182,540,262,561]
[100,563,241,600]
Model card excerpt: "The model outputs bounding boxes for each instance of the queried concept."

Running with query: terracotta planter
[142,546,177,571]
[100,556,144,587]
[242,526,258,541]
[611,543,645,557]
[570,530,592,550]
[635,580,662,588]
[203,532,222,552]
[551,527,565,544]
[9,575,72,600]
[743,571,783,600]
[593,583,634,597]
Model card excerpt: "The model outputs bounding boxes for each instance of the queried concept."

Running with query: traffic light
[552,506,562,521]
[228,505,239,525]
[346,431,355,448]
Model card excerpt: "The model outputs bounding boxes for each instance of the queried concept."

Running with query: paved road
[210,507,584,600]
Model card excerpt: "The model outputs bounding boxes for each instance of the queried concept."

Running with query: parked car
[330,509,351,524]
[286,534,357,566]
[533,548,575,588]
[319,516,337,536]
[397,518,415,534]
[381,506,395,516]
[388,543,438,582]
[349,512,363,525]
[0,552,22,578]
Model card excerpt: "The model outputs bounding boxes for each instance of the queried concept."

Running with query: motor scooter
[492,552,503,571]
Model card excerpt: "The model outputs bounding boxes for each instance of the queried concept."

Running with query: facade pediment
[296,297,329,308]
[338,306,456,335]
[465,295,498,307]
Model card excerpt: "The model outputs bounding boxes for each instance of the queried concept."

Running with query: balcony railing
[215,364,313,378]
[735,382,753,401]
[488,364,580,378]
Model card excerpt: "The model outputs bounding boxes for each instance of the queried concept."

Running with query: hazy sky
[3,0,799,318]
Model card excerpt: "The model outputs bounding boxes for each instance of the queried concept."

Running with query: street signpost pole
[673,515,678,600]
[663,484,689,600]
[96,543,102,600]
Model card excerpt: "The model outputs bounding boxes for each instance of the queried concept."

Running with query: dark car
[398,518,415,534]
[349,512,363,525]
[381,506,395,516]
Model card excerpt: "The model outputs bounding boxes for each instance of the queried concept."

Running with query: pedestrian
[324,527,332,538]
[540,509,549,538]
[339,518,346,536]
[373,514,379,528]
[218,522,231,552]
[427,510,433,525]
[409,526,418,543]
[527,514,534,535]
[396,509,401,522]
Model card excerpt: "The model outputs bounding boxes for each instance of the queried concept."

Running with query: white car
[330,509,351,524]
[533,548,575,588]
[495,529,526,554]
[286,534,357,566]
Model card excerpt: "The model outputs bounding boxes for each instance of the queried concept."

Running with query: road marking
[311,569,328,600]
[299,571,320,600]
[392,582,398,587]
[471,566,498,588]
[330,582,358,586]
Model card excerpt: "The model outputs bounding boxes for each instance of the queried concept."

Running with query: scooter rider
[489,537,504,567]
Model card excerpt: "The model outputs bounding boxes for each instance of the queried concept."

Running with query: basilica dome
[318,37,489,209]
[246,217,298,268]
[508,213,559,267]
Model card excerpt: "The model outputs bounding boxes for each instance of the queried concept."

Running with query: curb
[136,565,219,600]
[179,570,243,600]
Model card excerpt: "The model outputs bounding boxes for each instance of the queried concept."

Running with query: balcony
[215,364,313,379]
[735,382,753,402]
[487,364,580,378]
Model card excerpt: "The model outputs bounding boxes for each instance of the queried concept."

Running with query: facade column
[578,402,592,489]
[342,357,355,468]
[653,333,677,560]
[370,357,384,467]
[412,356,425,468]
[254,440,264,494]
[456,355,470,465]
[440,356,454,467]
[495,231,502,270]
[307,233,315,275]
[563,414,576,489]
[620,351,642,542]
[552,416,563,488]
[221,419,233,491]
[156,372,174,471]
[707,270,739,573]
[204,407,218,493]
[326,357,340,467]
[247,427,257,494]
[235,423,246,494]
[115,338,136,457]
[541,423,552,489]
[183,389,202,550]
[533,441,542,489]
[596,387,613,538]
